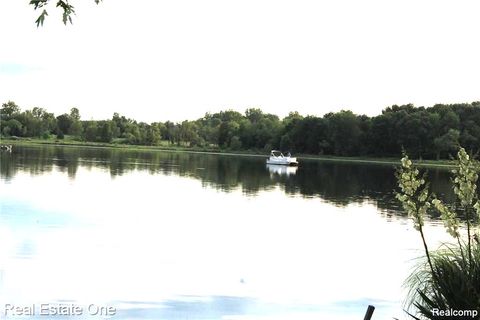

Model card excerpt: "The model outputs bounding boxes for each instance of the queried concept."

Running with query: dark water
[0,145,456,320]
[0,145,455,213]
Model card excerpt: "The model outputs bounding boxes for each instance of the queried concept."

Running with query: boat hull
[266,159,298,166]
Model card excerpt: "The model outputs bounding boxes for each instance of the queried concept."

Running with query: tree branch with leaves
[29,0,102,27]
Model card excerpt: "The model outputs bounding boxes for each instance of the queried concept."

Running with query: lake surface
[0,145,457,319]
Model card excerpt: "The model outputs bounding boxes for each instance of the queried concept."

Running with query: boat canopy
[270,150,293,157]
[270,150,283,157]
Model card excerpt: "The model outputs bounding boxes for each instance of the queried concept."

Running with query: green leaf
[35,9,48,27]
[30,0,48,10]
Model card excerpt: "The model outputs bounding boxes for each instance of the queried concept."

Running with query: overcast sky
[0,0,479,122]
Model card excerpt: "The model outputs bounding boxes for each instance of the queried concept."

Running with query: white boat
[266,150,298,166]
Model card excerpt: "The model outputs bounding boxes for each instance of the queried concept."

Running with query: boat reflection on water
[266,164,298,176]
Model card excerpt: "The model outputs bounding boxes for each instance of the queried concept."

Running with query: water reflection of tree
[0,146,458,215]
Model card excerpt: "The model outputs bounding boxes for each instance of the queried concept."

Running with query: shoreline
[0,138,457,168]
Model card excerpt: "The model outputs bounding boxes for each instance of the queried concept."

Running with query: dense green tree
[239,110,280,150]
[370,112,398,156]
[2,100,480,160]
[112,112,130,137]
[279,133,292,151]
[162,121,177,145]
[434,129,460,159]
[439,109,460,133]
[197,113,221,146]
[245,108,264,124]
[69,107,80,121]
[20,110,41,137]
[84,121,98,142]
[357,115,372,155]
[97,120,115,142]
[18,107,57,137]
[397,110,434,158]
[327,110,362,156]
[230,136,242,150]
[56,114,72,135]
[218,120,240,148]
[178,121,199,146]
[2,119,23,136]
[124,122,141,144]
[39,109,57,134]
[300,116,329,154]
[0,101,21,120]
[145,125,161,146]
[279,112,304,152]
[69,120,83,137]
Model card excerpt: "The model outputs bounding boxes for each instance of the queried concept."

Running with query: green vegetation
[397,148,480,319]
[29,0,102,26]
[1,101,480,161]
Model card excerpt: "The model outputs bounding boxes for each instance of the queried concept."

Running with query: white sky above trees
[0,0,479,122]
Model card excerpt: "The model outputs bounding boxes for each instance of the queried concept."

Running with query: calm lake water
[0,145,457,320]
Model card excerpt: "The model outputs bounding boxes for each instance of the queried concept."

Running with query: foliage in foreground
[29,0,102,26]
[397,148,480,319]
[405,243,480,319]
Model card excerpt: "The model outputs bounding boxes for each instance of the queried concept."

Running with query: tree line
[1,101,479,159]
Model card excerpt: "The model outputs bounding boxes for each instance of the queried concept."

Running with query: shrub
[397,148,480,319]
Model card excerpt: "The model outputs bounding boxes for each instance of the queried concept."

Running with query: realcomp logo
[432,308,478,318]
